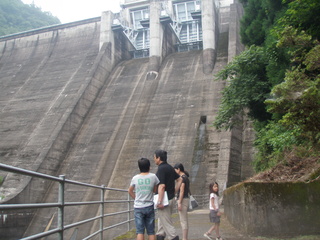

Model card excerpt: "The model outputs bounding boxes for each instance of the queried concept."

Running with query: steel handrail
[0,163,134,240]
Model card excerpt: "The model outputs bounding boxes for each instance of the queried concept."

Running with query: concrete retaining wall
[224,181,320,237]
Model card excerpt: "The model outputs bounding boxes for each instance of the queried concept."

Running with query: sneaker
[216,237,223,240]
[172,236,179,240]
[156,235,165,240]
[204,233,213,240]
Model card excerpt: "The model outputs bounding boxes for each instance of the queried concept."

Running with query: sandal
[204,232,213,240]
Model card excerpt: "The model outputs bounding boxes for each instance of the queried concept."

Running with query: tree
[0,0,60,36]
[239,0,285,46]
[213,45,272,130]
[214,0,320,171]
[266,27,320,145]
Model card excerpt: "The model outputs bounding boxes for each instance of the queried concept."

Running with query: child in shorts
[204,182,222,240]
[128,158,160,240]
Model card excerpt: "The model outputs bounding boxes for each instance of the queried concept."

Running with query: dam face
[0,1,252,239]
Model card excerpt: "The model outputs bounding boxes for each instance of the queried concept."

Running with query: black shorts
[209,210,220,223]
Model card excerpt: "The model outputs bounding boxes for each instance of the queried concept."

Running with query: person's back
[174,163,190,240]
[156,161,178,200]
[154,150,181,240]
[131,173,159,208]
[128,158,160,240]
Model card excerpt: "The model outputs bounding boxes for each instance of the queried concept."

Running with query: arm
[175,176,182,193]
[156,184,166,209]
[210,196,216,210]
[153,184,158,193]
[211,195,222,216]
[128,185,135,199]
[177,182,185,211]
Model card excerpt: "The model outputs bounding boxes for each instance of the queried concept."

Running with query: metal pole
[100,185,105,240]
[58,175,65,240]
[127,193,131,232]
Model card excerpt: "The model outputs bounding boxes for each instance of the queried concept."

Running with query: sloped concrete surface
[22,49,227,239]
[0,34,230,238]
[0,11,233,240]
[0,22,101,189]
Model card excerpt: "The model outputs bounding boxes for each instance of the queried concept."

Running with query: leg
[178,198,189,240]
[137,233,145,240]
[156,209,165,238]
[182,229,188,240]
[135,208,146,240]
[148,235,156,240]
[215,223,220,238]
[208,224,216,234]
[144,206,156,240]
[204,226,214,240]
[157,199,178,239]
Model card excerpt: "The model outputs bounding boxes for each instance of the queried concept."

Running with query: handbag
[189,195,199,210]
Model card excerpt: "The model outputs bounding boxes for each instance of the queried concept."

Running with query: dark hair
[154,149,167,162]
[138,158,150,173]
[209,182,219,196]
[174,163,185,172]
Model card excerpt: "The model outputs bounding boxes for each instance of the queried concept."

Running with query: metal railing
[192,194,209,208]
[0,163,134,240]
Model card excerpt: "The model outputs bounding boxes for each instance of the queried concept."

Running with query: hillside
[247,154,320,183]
[0,0,60,36]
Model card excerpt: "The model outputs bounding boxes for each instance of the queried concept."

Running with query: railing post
[58,175,65,240]
[100,185,105,240]
[127,193,131,232]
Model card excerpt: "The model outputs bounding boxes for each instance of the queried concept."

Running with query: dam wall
[0,2,254,239]
[21,48,227,239]
[0,16,131,238]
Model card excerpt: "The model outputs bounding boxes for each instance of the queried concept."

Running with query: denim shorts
[134,205,155,235]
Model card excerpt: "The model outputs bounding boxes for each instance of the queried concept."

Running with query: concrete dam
[0,1,253,239]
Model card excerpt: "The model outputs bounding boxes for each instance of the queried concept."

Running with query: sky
[22,0,122,24]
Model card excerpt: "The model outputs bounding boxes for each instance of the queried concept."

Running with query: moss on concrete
[224,180,320,237]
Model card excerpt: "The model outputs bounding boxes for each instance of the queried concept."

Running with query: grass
[113,229,136,240]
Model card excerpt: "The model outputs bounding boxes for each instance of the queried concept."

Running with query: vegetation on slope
[213,0,320,173]
[0,0,60,36]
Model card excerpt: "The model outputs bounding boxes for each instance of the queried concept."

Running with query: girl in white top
[204,182,222,240]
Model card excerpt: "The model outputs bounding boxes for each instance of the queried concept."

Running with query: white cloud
[22,0,121,23]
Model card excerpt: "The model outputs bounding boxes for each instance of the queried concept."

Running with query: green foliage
[253,121,301,172]
[213,45,272,130]
[239,0,285,46]
[281,0,320,40]
[0,0,60,36]
[264,36,290,87]
[266,28,320,144]
[214,0,320,172]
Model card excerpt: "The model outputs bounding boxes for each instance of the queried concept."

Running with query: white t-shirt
[209,192,219,210]
[130,173,160,208]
